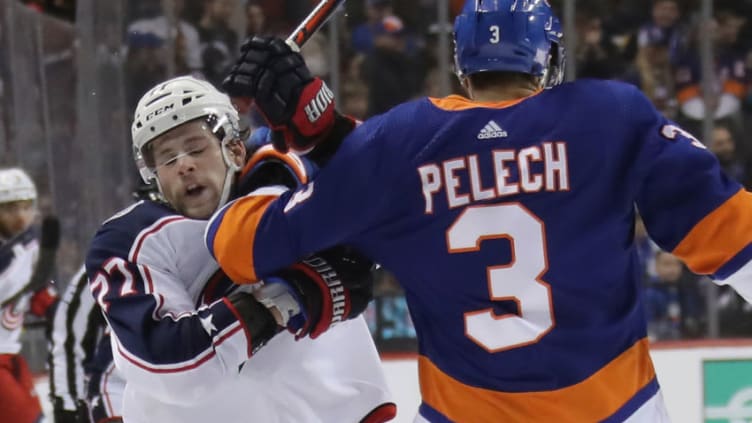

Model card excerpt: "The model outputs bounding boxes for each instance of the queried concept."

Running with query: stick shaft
[286,0,346,51]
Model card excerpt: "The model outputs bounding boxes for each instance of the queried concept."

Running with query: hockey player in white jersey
[50,186,162,423]
[85,76,395,423]
[0,167,58,423]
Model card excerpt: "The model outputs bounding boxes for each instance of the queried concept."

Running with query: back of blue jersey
[209,78,752,421]
[361,80,654,392]
[332,79,746,420]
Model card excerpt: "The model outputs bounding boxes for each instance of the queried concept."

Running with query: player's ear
[227,139,246,168]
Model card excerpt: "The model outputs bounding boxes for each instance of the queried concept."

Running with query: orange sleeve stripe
[429,92,541,111]
[672,189,752,275]
[211,195,277,284]
[676,85,700,104]
[240,145,309,184]
[419,338,655,422]
[723,80,746,98]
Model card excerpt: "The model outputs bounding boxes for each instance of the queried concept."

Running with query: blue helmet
[454,0,565,88]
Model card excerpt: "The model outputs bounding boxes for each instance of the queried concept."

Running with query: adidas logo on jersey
[477,121,508,140]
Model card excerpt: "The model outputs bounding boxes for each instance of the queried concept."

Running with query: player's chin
[177,195,218,220]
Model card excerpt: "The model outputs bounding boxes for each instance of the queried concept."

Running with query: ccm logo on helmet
[304,84,334,123]
[146,103,176,121]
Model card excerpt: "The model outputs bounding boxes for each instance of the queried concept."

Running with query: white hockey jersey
[85,200,394,423]
[0,228,39,354]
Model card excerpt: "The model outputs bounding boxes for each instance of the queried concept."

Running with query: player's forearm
[106,298,256,406]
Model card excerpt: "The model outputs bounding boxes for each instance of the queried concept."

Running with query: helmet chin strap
[217,143,242,210]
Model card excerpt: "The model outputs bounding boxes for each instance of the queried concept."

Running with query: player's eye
[188,147,206,157]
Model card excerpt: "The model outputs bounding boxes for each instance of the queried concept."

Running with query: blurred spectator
[601,0,653,57]
[124,32,167,113]
[637,0,684,59]
[341,55,370,120]
[245,0,277,37]
[708,123,748,186]
[198,0,239,88]
[644,251,705,340]
[574,13,625,79]
[674,8,749,128]
[361,15,424,117]
[127,0,202,75]
[628,25,679,118]
[351,0,394,55]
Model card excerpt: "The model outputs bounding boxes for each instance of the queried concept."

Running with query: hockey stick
[286,0,347,51]
[0,216,60,308]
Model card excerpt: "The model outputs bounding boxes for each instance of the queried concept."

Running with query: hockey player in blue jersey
[209,0,752,421]
[85,76,395,423]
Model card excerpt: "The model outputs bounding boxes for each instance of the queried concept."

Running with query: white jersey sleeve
[85,201,254,407]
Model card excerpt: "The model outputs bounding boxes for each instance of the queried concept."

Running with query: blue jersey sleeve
[627,85,752,279]
[206,112,407,282]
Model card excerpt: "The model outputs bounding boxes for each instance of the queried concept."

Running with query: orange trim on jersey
[429,91,542,111]
[676,85,700,104]
[240,145,309,184]
[419,338,655,422]
[672,189,752,275]
[211,195,277,284]
[723,80,746,98]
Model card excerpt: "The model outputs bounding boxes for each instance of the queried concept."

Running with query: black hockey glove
[265,245,375,339]
[223,36,351,157]
[226,289,285,355]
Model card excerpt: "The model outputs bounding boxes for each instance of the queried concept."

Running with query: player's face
[149,120,235,219]
[0,200,36,239]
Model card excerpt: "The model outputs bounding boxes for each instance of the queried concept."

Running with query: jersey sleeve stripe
[115,320,244,373]
[207,194,278,284]
[712,243,752,280]
[672,189,752,275]
[418,338,655,422]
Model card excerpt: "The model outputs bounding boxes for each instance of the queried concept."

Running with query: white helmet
[131,75,242,208]
[0,168,37,204]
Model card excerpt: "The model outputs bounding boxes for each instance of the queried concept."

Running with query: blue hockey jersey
[207,79,752,422]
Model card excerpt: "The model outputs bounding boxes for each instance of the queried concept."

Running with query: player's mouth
[185,184,205,198]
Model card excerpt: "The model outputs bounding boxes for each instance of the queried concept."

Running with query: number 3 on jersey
[447,204,554,352]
